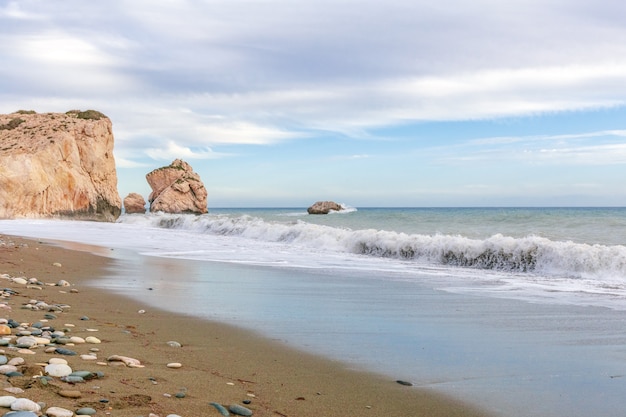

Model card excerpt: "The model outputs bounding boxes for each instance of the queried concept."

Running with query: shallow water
[2,213,626,416]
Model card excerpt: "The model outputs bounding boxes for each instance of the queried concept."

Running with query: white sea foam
[2,212,626,309]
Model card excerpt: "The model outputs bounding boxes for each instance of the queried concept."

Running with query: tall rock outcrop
[0,110,122,221]
[146,159,208,214]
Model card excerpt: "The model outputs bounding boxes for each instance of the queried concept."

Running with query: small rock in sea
[166,362,182,369]
[11,398,41,412]
[75,407,97,415]
[209,402,230,416]
[395,380,413,386]
[46,406,73,417]
[229,404,253,416]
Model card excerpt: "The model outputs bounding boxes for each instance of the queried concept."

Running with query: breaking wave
[120,213,626,281]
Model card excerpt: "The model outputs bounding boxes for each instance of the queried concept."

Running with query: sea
[2,206,626,417]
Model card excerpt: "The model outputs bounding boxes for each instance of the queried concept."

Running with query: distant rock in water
[123,193,146,214]
[146,159,208,214]
[0,110,122,221]
[307,201,344,214]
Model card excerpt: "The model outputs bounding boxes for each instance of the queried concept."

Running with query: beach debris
[107,355,144,367]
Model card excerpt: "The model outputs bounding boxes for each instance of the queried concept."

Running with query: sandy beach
[0,234,491,417]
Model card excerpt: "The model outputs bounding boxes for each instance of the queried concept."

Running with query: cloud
[144,140,224,161]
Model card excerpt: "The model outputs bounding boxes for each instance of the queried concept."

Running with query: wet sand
[0,234,491,417]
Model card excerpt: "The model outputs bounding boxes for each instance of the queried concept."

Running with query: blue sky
[1,0,626,207]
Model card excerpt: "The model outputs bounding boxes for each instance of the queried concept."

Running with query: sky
[1,0,626,207]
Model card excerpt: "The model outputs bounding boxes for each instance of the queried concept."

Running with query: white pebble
[85,336,101,344]
[11,398,41,412]
[70,336,85,344]
[138,309,146,314]
[166,362,182,369]
[48,358,68,365]
[0,395,16,407]
[7,357,24,366]
[80,354,98,361]
[46,406,73,417]
[0,365,17,375]
[45,363,73,377]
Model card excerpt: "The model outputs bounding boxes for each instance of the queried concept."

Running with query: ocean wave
[119,213,626,281]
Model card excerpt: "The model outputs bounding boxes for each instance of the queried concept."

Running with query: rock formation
[146,159,208,214]
[307,201,344,214]
[0,110,122,221]
[123,193,146,214]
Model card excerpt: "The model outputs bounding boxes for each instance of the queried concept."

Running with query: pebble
[107,355,143,367]
[229,404,253,416]
[3,412,38,417]
[45,363,73,377]
[166,362,182,369]
[85,336,101,344]
[55,347,77,356]
[15,336,37,348]
[11,398,41,412]
[396,380,413,386]
[8,357,25,366]
[49,358,68,365]
[46,406,73,417]
[0,365,18,375]
[0,355,7,365]
[0,325,11,335]
[58,390,82,399]
[76,407,97,415]
[210,402,230,416]
[80,354,98,361]
[0,395,17,407]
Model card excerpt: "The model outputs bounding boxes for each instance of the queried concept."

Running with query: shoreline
[0,234,492,417]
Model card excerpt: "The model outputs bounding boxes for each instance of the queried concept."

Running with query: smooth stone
[0,339,9,346]
[0,355,7,365]
[15,336,37,348]
[17,349,35,355]
[3,412,38,417]
[0,325,11,335]
[209,403,230,416]
[84,336,100,344]
[76,407,97,415]
[7,358,24,366]
[58,390,82,399]
[46,406,73,417]
[5,371,24,377]
[0,395,17,407]
[11,398,41,412]
[56,280,70,286]
[0,365,18,375]
[69,336,85,344]
[80,354,98,361]
[229,404,253,416]
[11,278,28,285]
[60,376,84,383]
[166,341,181,348]
[166,362,182,369]
[49,358,68,365]
[80,316,89,321]
[396,380,413,386]
[175,392,186,398]
[45,363,73,377]
[55,348,77,356]
[69,371,95,379]
[3,387,23,394]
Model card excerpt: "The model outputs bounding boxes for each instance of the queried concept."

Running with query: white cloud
[144,140,223,161]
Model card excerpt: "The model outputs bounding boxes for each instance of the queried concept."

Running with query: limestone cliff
[146,159,208,214]
[0,110,122,221]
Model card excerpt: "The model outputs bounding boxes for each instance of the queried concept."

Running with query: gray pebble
[229,404,253,416]
[55,348,77,356]
[75,407,97,415]
[210,402,230,416]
